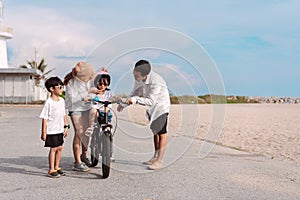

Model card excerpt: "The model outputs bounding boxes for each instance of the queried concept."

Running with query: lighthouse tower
[0,1,13,68]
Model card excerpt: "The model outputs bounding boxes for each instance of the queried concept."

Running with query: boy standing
[40,77,69,178]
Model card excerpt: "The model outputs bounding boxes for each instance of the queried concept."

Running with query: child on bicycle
[84,68,113,136]
[40,77,69,178]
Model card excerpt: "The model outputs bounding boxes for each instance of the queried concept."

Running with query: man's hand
[117,97,130,112]
[126,98,133,105]
[117,104,124,112]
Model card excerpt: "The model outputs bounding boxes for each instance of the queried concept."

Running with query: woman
[64,61,99,172]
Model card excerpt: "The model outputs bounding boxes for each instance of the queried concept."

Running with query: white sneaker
[84,127,93,137]
[110,155,115,162]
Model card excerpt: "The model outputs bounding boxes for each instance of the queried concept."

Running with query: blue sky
[2,0,300,96]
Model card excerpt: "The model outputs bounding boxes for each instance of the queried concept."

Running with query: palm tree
[20,58,55,85]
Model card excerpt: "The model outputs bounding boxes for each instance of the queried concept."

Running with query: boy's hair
[134,60,151,76]
[45,77,63,92]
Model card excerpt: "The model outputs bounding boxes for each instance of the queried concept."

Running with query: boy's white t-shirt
[39,97,66,135]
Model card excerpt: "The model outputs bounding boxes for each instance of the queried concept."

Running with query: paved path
[0,106,299,199]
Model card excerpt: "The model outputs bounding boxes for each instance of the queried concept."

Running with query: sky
[1,0,300,97]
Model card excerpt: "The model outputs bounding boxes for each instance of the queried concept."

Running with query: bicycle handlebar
[86,96,129,107]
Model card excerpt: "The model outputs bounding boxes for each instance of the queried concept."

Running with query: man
[117,60,170,170]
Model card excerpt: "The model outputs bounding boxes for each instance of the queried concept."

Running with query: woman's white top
[65,78,94,112]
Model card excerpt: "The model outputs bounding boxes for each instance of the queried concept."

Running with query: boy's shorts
[45,133,64,148]
[150,113,168,135]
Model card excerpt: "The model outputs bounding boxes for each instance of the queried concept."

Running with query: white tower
[0,1,13,68]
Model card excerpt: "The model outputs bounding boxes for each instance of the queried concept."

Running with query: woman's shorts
[45,133,64,148]
[150,113,168,135]
[68,110,90,116]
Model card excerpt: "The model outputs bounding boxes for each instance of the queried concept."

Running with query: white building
[0,1,11,68]
[0,1,47,104]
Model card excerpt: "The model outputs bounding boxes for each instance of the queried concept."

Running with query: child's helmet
[94,68,111,89]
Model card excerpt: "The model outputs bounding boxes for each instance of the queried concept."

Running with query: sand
[117,104,300,164]
[5,103,298,163]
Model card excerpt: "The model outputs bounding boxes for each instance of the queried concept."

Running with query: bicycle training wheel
[101,131,111,178]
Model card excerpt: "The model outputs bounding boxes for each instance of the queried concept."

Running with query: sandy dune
[116,104,300,163]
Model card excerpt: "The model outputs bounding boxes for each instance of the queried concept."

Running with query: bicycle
[87,96,125,178]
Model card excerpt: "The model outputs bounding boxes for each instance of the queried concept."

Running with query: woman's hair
[63,61,94,85]
[134,60,151,76]
[63,71,73,86]
[63,65,77,85]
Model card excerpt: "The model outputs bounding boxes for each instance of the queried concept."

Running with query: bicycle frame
[101,101,112,131]
[88,98,122,178]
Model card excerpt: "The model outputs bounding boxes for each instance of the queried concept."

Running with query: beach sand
[117,104,300,164]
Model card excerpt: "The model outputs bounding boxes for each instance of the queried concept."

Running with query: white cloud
[6,5,104,77]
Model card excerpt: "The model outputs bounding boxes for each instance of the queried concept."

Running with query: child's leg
[48,147,58,171]
[54,145,63,170]
[89,108,97,128]
[85,108,97,136]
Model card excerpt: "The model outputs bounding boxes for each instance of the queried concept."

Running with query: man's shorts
[150,113,168,135]
[45,133,64,148]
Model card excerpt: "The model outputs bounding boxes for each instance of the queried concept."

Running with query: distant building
[0,68,44,103]
[0,1,47,104]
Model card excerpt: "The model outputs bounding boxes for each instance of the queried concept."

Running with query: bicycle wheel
[90,129,100,167]
[101,131,111,178]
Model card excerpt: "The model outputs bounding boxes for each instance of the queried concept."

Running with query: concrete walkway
[0,106,299,199]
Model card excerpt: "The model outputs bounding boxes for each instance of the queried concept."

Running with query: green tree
[20,58,55,85]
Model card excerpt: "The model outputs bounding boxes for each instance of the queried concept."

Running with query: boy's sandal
[48,170,60,178]
[56,168,66,176]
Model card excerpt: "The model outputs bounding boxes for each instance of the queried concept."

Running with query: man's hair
[45,76,63,92]
[134,60,151,76]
